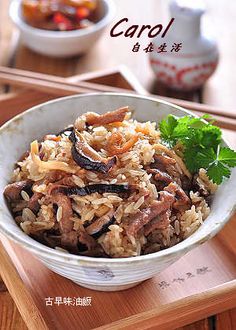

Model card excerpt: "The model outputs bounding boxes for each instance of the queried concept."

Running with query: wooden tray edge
[96,279,236,330]
[0,238,48,330]
[66,65,148,95]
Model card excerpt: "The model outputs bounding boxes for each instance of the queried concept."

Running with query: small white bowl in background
[0,93,235,291]
[9,0,115,58]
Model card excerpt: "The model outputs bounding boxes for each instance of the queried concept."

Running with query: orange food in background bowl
[22,0,98,31]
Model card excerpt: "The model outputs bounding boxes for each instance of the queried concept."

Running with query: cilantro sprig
[159,114,236,184]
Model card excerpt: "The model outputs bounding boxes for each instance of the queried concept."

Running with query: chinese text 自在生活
[132,42,182,53]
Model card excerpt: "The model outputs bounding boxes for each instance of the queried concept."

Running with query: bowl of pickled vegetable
[9,0,115,57]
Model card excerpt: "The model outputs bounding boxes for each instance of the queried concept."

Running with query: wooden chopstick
[157,96,236,121]
[0,66,133,94]
[0,66,235,131]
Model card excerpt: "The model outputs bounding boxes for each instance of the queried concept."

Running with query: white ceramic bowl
[0,93,235,291]
[9,0,115,57]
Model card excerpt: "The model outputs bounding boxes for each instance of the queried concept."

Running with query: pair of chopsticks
[0,66,235,131]
[0,66,130,95]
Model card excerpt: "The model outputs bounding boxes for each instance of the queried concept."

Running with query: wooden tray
[0,67,236,330]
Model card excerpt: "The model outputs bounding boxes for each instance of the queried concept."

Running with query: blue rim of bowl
[9,0,116,38]
[0,92,235,265]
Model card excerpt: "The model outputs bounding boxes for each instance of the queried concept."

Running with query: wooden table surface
[0,0,236,329]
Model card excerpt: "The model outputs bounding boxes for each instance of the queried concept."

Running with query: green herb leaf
[183,146,203,173]
[201,125,222,150]
[159,114,178,145]
[207,162,231,185]
[218,147,236,167]
[196,148,216,168]
[158,114,236,185]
